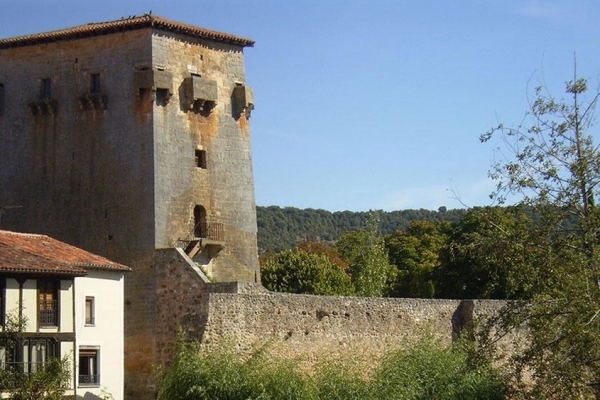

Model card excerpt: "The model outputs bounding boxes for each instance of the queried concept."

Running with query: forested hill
[257,206,466,253]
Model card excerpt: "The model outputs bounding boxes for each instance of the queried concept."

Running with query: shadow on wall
[78,392,110,400]
[451,299,475,341]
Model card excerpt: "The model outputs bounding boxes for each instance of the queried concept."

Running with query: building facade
[0,15,259,398]
[0,230,129,399]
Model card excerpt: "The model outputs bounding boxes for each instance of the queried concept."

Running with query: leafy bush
[261,249,354,296]
[9,356,71,400]
[158,337,507,400]
[371,337,506,400]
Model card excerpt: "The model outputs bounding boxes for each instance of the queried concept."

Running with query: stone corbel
[28,99,57,116]
[233,85,254,119]
[185,75,218,114]
[79,93,107,110]
[135,69,173,104]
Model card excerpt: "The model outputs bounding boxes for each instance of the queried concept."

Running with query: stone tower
[0,15,258,399]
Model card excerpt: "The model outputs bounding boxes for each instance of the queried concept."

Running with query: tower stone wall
[0,17,258,399]
[150,32,258,281]
[0,29,156,256]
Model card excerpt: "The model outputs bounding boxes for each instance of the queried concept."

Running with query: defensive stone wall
[154,249,267,370]
[147,252,520,396]
[196,290,509,363]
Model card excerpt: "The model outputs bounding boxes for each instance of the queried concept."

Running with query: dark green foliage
[158,338,507,400]
[158,341,318,400]
[261,249,354,296]
[4,357,71,400]
[480,74,600,398]
[262,213,395,297]
[385,220,451,298]
[0,312,71,400]
[256,206,466,254]
[335,213,395,297]
[435,206,537,299]
[297,240,349,271]
[371,337,506,400]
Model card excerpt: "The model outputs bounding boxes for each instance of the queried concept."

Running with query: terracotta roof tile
[0,230,131,276]
[0,14,254,49]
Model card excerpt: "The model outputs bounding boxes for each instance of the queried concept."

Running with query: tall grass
[158,337,506,400]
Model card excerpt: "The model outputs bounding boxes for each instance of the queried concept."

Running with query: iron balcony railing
[38,300,58,327]
[176,222,224,249]
[0,362,45,387]
[194,222,224,241]
[79,374,100,385]
[0,361,71,389]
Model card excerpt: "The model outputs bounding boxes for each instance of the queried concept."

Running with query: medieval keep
[0,15,259,399]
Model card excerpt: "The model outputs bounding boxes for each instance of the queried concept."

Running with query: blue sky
[2,1,600,211]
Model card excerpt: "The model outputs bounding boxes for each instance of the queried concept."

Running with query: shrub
[159,337,507,400]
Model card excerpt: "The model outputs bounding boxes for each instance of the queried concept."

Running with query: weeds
[158,336,507,400]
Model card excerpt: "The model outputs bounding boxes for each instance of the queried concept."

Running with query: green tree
[297,240,349,272]
[435,206,536,300]
[336,213,394,297]
[9,357,71,400]
[385,220,450,298]
[481,70,600,398]
[256,205,467,254]
[0,312,71,400]
[261,249,354,296]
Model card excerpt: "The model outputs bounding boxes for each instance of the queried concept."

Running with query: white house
[0,230,129,399]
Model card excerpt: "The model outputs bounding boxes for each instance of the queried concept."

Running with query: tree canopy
[480,70,600,399]
[261,249,354,296]
[256,206,465,254]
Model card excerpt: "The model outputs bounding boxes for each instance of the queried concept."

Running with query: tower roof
[0,230,130,276]
[0,14,255,49]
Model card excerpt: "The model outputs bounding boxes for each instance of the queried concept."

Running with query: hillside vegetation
[257,206,465,253]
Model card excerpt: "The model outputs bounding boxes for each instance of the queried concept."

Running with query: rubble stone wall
[198,290,508,362]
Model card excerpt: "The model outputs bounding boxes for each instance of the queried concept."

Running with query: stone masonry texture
[197,291,510,362]
[0,19,258,400]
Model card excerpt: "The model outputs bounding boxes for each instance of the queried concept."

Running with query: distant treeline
[256,206,466,253]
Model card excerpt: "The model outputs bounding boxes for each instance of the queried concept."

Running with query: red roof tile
[0,230,130,276]
[0,14,254,49]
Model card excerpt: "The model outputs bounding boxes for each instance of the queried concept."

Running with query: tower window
[156,88,169,106]
[195,149,207,169]
[90,73,101,94]
[194,205,207,238]
[40,78,51,100]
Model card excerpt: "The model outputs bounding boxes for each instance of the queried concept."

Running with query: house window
[79,347,100,386]
[40,78,51,100]
[0,338,58,377]
[0,338,18,370]
[90,73,101,94]
[22,338,58,373]
[85,297,95,325]
[195,149,207,169]
[38,280,58,327]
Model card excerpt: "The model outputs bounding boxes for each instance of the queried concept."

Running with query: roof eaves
[0,265,87,277]
[0,15,254,49]
[72,262,132,272]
